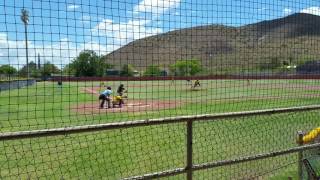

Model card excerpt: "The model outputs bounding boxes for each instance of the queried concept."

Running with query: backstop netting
[1,0,320,179]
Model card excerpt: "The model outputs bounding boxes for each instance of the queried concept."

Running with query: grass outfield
[0,79,320,179]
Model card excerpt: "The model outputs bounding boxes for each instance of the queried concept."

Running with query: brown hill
[106,13,320,74]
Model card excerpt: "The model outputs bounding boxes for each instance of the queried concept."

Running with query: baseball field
[1,79,320,179]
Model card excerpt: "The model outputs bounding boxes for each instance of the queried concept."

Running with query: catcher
[112,84,127,108]
[112,95,124,108]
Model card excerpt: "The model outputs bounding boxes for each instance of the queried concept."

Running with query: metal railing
[1,105,320,179]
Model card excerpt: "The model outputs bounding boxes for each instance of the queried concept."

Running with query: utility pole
[21,9,29,78]
[37,53,41,70]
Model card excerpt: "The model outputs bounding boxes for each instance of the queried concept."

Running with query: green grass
[1,79,320,179]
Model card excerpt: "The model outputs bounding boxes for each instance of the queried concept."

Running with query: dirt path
[71,99,182,115]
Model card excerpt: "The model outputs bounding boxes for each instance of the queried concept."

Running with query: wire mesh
[0,124,185,179]
[1,0,320,179]
[193,110,320,179]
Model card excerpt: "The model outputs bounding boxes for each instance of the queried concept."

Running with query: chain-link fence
[1,0,320,179]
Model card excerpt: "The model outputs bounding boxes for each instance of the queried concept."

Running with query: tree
[71,50,110,77]
[62,64,75,75]
[0,65,17,75]
[40,62,60,77]
[19,61,38,77]
[170,59,202,76]
[144,65,161,76]
[120,64,135,77]
[259,57,281,70]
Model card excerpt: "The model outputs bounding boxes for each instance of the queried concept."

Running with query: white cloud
[0,33,27,67]
[1,0,182,69]
[60,38,69,42]
[67,4,79,10]
[92,19,162,46]
[0,33,112,69]
[133,0,181,15]
[0,33,7,40]
[301,7,320,16]
[258,7,267,11]
[92,0,180,47]
[79,15,91,24]
[82,15,91,21]
[283,8,292,15]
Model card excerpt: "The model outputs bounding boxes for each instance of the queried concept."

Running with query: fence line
[1,105,320,179]
[1,104,320,141]
[52,75,320,82]
[123,142,320,180]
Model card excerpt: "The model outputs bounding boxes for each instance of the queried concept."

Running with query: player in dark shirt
[117,84,126,96]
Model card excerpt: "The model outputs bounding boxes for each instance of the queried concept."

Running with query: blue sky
[0,0,320,68]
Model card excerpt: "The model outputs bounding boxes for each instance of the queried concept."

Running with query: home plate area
[126,102,150,107]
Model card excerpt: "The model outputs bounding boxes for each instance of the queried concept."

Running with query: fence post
[186,120,193,180]
[297,131,304,180]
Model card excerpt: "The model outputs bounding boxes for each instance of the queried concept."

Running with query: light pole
[21,9,29,78]
[209,53,213,75]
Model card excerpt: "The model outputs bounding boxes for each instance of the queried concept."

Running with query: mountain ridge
[106,13,320,73]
